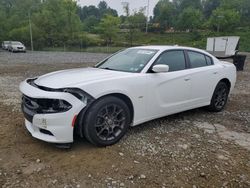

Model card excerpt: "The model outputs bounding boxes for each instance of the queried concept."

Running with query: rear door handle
[184,78,190,81]
[213,72,218,74]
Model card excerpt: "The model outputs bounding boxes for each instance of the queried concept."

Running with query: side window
[188,51,207,68]
[154,50,186,72]
[205,55,213,65]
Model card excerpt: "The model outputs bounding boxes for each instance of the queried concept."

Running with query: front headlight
[62,88,94,104]
[22,95,72,113]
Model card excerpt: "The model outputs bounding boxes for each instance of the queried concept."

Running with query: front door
[145,50,192,119]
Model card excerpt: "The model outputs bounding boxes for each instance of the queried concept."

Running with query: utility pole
[146,0,149,34]
[28,10,34,51]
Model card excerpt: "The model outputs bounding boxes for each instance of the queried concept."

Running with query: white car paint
[8,41,26,52]
[2,41,10,50]
[19,46,236,143]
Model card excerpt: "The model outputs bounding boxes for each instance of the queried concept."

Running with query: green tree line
[0,0,249,50]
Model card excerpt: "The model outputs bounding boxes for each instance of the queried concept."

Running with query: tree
[33,0,81,47]
[77,1,118,22]
[208,7,240,32]
[98,1,108,10]
[83,15,99,33]
[176,7,203,31]
[97,15,120,46]
[98,1,118,18]
[125,10,147,45]
[240,0,250,25]
[219,0,250,26]
[153,0,176,30]
[202,0,221,18]
[178,0,202,11]
[172,0,202,13]
[121,3,147,46]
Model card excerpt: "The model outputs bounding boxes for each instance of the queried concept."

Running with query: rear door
[186,50,220,106]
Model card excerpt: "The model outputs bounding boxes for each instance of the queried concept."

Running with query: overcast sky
[77,0,159,17]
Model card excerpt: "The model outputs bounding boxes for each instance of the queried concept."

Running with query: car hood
[34,67,132,89]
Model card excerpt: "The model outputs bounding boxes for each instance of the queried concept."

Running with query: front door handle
[184,78,190,81]
[213,71,218,74]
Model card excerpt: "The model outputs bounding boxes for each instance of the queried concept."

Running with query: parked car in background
[1,41,10,50]
[8,41,26,52]
[19,46,236,147]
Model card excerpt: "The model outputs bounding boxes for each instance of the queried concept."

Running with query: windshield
[12,42,22,45]
[96,48,158,73]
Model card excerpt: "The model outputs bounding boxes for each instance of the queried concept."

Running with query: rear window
[205,56,213,65]
[188,51,207,68]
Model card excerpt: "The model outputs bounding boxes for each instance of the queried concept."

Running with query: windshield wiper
[100,67,118,71]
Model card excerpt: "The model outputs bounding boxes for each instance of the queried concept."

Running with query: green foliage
[77,1,117,22]
[176,0,202,12]
[0,0,249,52]
[153,0,175,30]
[208,8,240,32]
[83,16,99,33]
[176,8,203,31]
[202,0,221,18]
[121,5,147,46]
[96,15,121,46]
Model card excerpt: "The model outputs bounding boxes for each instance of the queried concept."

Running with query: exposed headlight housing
[26,78,94,105]
[22,96,72,113]
[62,88,94,104]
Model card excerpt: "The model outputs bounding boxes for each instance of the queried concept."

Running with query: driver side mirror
[152,64,169,73]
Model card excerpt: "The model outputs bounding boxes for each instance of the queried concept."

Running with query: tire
[208,82,229,112]
[82,96,131,147]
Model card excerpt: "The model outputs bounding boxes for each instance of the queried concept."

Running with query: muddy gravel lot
[0,50,249,188]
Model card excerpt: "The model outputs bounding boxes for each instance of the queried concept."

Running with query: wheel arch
[97,93,134,124]
[218,78,231,90]
[74,92,134,138]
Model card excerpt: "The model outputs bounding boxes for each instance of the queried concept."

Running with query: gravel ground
[0,50,249,188]
[0,50,109,64]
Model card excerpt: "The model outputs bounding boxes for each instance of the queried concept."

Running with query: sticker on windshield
[137,50,154,55]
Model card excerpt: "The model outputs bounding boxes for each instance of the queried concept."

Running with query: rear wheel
[208,82,229,112]
[83,96,131,147]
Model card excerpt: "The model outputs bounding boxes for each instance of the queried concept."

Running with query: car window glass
[97,49,158,73]
[154,50,186,72]
[205,56,213,65]
[188,51,207,68]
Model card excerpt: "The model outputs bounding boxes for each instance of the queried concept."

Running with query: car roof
[132,45,199,51]
[131,45,214,57]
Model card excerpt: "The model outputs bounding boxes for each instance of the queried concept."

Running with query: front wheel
[208,82,229,112]
[82,96,131,147]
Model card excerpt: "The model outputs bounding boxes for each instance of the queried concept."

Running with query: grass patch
[41,46,124,53]
[41,30,250,53]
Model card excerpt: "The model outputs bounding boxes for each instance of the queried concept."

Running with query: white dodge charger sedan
[20,46,236,146]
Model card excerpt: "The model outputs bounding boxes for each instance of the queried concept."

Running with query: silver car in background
[1,41,10,50]
[8,41,26,53]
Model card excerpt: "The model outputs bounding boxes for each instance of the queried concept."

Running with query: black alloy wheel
[208,82,229,112]
[82,96,131,146]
